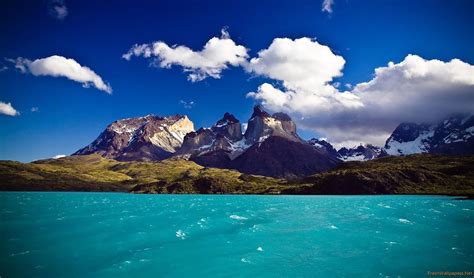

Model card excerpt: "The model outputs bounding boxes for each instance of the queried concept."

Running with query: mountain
[74,115,194,161]
[176,106,340,178]
[338,144,383,161]
[384,114,474,156]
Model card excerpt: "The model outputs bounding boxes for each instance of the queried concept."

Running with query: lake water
[1,192,473,277]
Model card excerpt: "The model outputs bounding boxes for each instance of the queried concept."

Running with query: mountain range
[72,106,474,178]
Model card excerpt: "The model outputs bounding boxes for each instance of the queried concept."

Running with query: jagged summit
[250,105,271,119]
[212,112,243,142]
[214,112,239,127]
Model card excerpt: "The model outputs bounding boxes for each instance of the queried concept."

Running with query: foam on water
[0,193,473,277]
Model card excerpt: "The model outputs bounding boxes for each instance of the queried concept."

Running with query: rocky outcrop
[74,114,194,161]
[384,114,474,155]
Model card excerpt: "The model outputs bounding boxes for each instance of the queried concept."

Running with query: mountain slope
[1,154,473,195]
[0,154,288,194]
[232,136,340,178]
[282,154,474,195]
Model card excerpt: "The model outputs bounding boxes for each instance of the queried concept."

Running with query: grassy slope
[0,154,290,194]
[283,154,474,195]
[0,154,473,195]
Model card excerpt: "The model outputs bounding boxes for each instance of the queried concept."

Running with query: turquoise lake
[1,192,473,277]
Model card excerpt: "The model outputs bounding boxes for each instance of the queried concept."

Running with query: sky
[0,0,473,162]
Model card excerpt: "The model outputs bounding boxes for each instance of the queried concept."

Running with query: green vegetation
[284,154,474,196]
[0,154,473,195]
[0,154,290,194]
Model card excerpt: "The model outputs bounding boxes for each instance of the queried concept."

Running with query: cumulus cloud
[0,101,20,116]
[123,28,248,82]
[8,55,112,93]
[48,0,68,20]
[180,100,195,109]
[246,38,474,146]
[322,0,334,13]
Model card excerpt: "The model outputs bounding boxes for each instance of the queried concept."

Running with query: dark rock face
[384,114,474,156]
[231,136,340,179]
[212,112,243,141]
[74,115,194,161]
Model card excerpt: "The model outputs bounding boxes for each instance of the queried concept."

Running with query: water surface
[1,192,473,277]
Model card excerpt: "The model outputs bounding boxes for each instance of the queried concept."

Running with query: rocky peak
[250,105,271,119]
[211,112,243,141]
[244,105,299,144]
[74,114,194,161]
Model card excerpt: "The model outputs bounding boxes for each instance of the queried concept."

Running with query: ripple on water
[229,215,247,220]
[176,230,186,239]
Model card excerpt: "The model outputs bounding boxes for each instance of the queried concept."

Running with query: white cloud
[322,0,334,13]
[246,37,345,93]
[180,100,195,109]
[123,28,248,82]
[53,154,66,159]
[246,38,474,146]
[9,55,112,93]
[0,101,20,116]
[31,107,39,112]
[48,0,68,20]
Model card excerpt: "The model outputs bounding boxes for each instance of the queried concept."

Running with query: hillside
[1,154,473,195]
[283,154,474,195]
[0,154,290,194]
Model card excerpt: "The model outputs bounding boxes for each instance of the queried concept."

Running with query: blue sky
[1,0,473,162]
